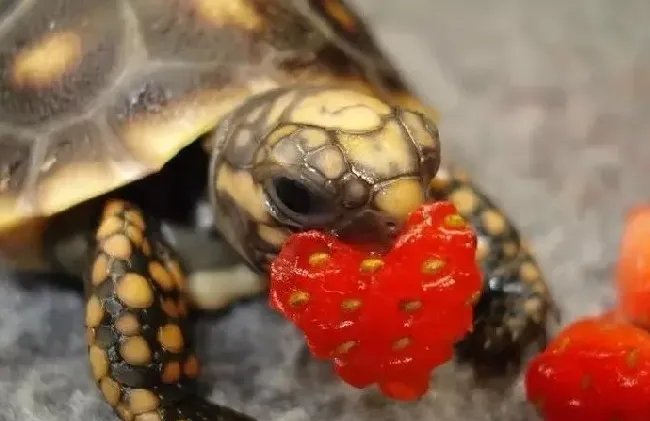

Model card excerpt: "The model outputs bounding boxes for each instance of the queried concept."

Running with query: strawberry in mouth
[268,201,483,400]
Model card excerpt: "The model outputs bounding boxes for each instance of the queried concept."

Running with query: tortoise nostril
[385,221,398,235]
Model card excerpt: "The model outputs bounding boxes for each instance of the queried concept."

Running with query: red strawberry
[525,316,650,421]
[269,201,482,400]
[615,205,650,328]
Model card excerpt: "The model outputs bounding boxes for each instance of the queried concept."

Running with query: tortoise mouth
[330,210,402,253]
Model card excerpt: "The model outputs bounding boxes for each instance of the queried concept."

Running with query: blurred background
[1,0,649,420]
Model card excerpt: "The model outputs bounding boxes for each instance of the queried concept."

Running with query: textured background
[1,0,650,420]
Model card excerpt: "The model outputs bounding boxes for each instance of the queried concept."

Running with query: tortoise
[0,0,555,420]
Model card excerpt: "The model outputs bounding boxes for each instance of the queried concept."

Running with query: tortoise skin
[87,199,255,421]
[0,1,554,420]
[209,86,440,271]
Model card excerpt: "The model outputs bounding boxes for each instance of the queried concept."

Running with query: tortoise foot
[84,199,256,421]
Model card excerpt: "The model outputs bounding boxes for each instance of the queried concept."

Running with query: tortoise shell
[0,0,393,230]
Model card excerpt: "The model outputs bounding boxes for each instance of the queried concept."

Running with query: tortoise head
[209,88,440,271]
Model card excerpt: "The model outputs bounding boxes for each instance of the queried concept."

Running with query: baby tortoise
[0,0,554,420]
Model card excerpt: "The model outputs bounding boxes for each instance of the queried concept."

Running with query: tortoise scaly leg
[85,199,255,421]
[154,223,265,312]
[429,166,558,375]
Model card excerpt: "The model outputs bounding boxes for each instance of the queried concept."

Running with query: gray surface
[1,1,650,420]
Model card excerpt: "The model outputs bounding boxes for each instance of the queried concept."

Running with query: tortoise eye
[266,176,338,227]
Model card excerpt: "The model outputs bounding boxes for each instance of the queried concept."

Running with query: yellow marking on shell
[100,377,121,407]
[519,261,541,284]
[289,291,310,307]
[91,255,109,286]
[129,389,160,414]
[89,345,109,380]
[161,298,179,318]
[422,258,445,274]
[102,235,132,260]
[12,31,82,89]
[120,88,250,168]
[85,296,104,328]
[36,163,131,220]
[450,187,479,215]
[148,261,174,291]
[341,298,362,312]
[157,324,184,353]
[215,164,270,224]
[308,147,346,180]
[116,404,134,421]
[97,217,123,239]
[392,337,411,351]
[119,336,152,366]
[125,211,146,231]
[323,0,358,31]
[374,178,425,221]
[338,120,416,180]
[298,128,330,151]
[399,300,422,312]
[116,274,154,309]
[359,258,384,273]
[400,110,438,148]
[161,362,181,384]
[481,209,507,236]
[257,225,289,248]
[183,355,200,378]
[116,314,141,336]
[309,252,330,266]
[291,90,390,131]
[192,0,263,30]
[334,340,356,355]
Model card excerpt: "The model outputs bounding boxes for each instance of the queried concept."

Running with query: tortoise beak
[330,209,403,253]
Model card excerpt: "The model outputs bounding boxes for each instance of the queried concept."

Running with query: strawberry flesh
[525,316,650,421]
[616,205,650,328]
[269,201,482,400]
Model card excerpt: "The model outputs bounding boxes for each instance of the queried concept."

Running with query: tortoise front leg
[84,199,256,421]
[154,223,266,312]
